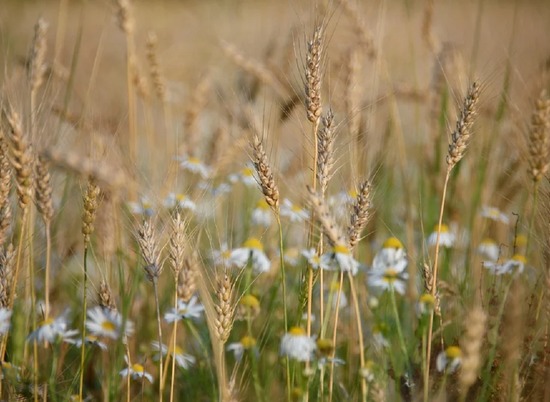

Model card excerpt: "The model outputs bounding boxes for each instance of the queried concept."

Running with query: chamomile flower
[229,166,257,187]
[372,323,390,349]
[436,346,462,373]
[178,155,211,178]
[0,308,11,335]
[251,199,272,227]
[163,193,197,212]
[164,295,204,323]
[282,247,300,266]
[28,314,78,344]
[236,294,260,320]
[120,357,153,383]
[359,360,377,382]
[280,327,317,362]
[427,224,455,248]
[226,335,257,361]
[372,237,407,272]
[325,281,348,309]
[477,238,500,262]
[66,335,108,351]
[280,199,309,223]
[416,293,436,316]
[211,243,233,268]
[302,248,329,270]
[320,244,360,275]
[230,237,271,274]
[151,341,196,369]
[480,206,509,224]
[484,254,526,275]
[86,306,134,339]
[127,197,154,217]
[368,259,408,295]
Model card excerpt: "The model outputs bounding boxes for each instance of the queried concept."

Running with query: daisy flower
[230,237,271,274]
[120,357,153,383]
[477,238,500,262]
[416,293,436,316]
[280,199,309,223]
[372,237,407,272]
[302,248,329,270]
[436,346,462,373]
[480,206,509,224]
[151,341,196,369]
[178,155,211,178]
[236,294,260,320]
[0,308,11,335]
[127,197,154,217]
[226,335,257,362]
[251,199,272,227]
[368,258,408,295]
[320,244,360,275]
[282,247,300,267]
[66,335,108,351]
[164,295,205,323]
[359,360,377,382]
[86,306,134,339]
[484,254,526,275]
[427,224,455,248]
[211,243,233,268]
[280,327,317,362]
[228,166,257,187]
[325,281,348,309]
[163,192,196,212]
[28,314,78,344]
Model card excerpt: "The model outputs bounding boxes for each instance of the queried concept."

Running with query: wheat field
[0,0,550,401]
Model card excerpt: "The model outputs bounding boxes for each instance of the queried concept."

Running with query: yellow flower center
[291,204,303,213]
[446,346,461,358]
[40,318,54,327]
[256,199,269,210]
[329,281,340,292]
[244,237,263,251]
[289,327,306,336]
[383,268,398,282]
[221,250,231,259]
[173,345,183,355]
[480,238,496,246]
[419,293,435,305]
[434,224,449,233]
[515,234,527,247]
[175,194,187,202]
[241,335,257,348]
[242,167,254,177]
[188,157,201,165]
[316,338,334,354]
[333,244,350,255]
[131,363,145,373]
[101,321,116,332]
[142,202,152,210]
[348,189,358,198]
[240,294,260,308]
[511,254,527,264]
[383,237,404,249]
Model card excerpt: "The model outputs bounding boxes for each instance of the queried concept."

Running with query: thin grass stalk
[328,270,344,402]
[169,293,178,402]
[153,279,164,401]
[424,169,450,402]
[347,272,367,402]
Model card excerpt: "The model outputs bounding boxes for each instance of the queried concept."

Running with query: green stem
[79,245,89,400]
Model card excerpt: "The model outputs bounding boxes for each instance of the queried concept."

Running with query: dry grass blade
[251,134,279,210]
